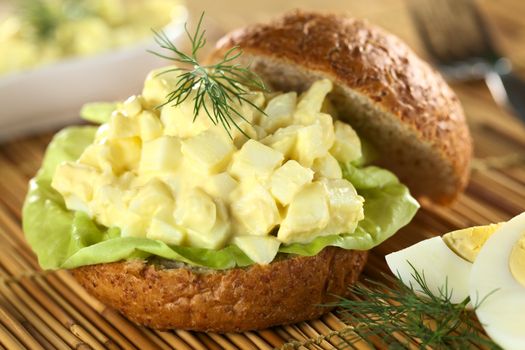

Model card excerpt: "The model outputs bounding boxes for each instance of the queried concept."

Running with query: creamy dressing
[51,71,365,264]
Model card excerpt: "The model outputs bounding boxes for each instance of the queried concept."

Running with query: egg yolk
[509,233,525,287]
[442,223,502,262]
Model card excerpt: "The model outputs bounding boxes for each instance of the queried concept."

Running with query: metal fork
[408,0,525,123]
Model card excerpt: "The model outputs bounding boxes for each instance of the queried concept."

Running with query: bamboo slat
[173,330,209,350]
[0,0,524,349]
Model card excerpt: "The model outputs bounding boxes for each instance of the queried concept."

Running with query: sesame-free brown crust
[209,11,472,203]
[72,247,367,332]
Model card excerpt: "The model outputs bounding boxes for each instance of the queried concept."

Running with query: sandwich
[22,11,471,332]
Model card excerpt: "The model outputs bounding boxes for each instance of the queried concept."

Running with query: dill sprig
[281,264,501,350]
[149,12,267,138]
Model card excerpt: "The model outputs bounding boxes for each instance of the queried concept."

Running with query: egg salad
[0,0,182,75]
[386,213,525,350]
[22,67,418,271]
[51,76,366,264]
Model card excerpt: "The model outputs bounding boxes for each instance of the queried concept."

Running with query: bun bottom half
[71,247,368,332]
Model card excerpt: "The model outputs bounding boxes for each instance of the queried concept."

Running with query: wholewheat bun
[210,10,472,204]
[72,248,368,332]
[72,11,472,332]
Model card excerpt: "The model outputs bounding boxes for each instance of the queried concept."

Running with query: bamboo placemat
[1,122,524,350]
[1,0,525,349]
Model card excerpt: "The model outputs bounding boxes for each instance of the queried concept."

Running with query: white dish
[0,11,186,142]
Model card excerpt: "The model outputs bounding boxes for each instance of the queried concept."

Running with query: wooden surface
[1,0,525,349]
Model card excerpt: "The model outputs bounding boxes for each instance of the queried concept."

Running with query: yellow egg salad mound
[51,71,365,264]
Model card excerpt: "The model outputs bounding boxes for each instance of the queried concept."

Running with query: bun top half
[208,11,472,203]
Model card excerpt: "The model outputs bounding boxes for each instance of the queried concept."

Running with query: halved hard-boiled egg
[385,222,501,304]
[470,212,525,350]
[386,212,525,350]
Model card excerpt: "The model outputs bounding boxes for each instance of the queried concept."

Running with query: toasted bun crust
[209,11,472,203]
[72,247,367,332]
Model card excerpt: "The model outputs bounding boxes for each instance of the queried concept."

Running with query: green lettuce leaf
[80,102,117,124]
[22,126,419,270]
[280,164,419,256]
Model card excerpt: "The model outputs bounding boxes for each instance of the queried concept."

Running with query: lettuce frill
[23,126,419,270]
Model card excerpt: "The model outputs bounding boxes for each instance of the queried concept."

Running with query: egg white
[470,212,525,350]
[385,236,472,304]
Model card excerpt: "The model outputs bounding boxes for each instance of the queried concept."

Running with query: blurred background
[0,0,524,143]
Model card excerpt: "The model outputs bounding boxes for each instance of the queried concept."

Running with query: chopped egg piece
[312,153,342,179]
[62,194,92,215]
[181,130,235,174]
[229,139,284,180]
[174,188,216,234]
[147,205,185,245]
[121,95,143,117]
[161,101,213,138]
[231,183,280,236]
[201,172,238,201]
[119,211,149,238]
[261,92,297,133]
[91,185,133,229]
[233,236,281,264]
[138,111,163,141]
[185,199,231,249]
[260,125,300,158]
[94,123,109,140]
[105,137,141,175]
[128,180,173,217]
[293,124,328,167]
[142,67,180,108]
[321,178,364,235]
[278,182,330,244]
[148,218,185,246]
[108,112,140,139]
[52,163,101,203]
[270,160,314,205]
[140,136,182,173]
[296,112,335,152]
[78,143,111,172]
[295,79,332,115]
[234,92,265,125]
[331,120,362,163]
